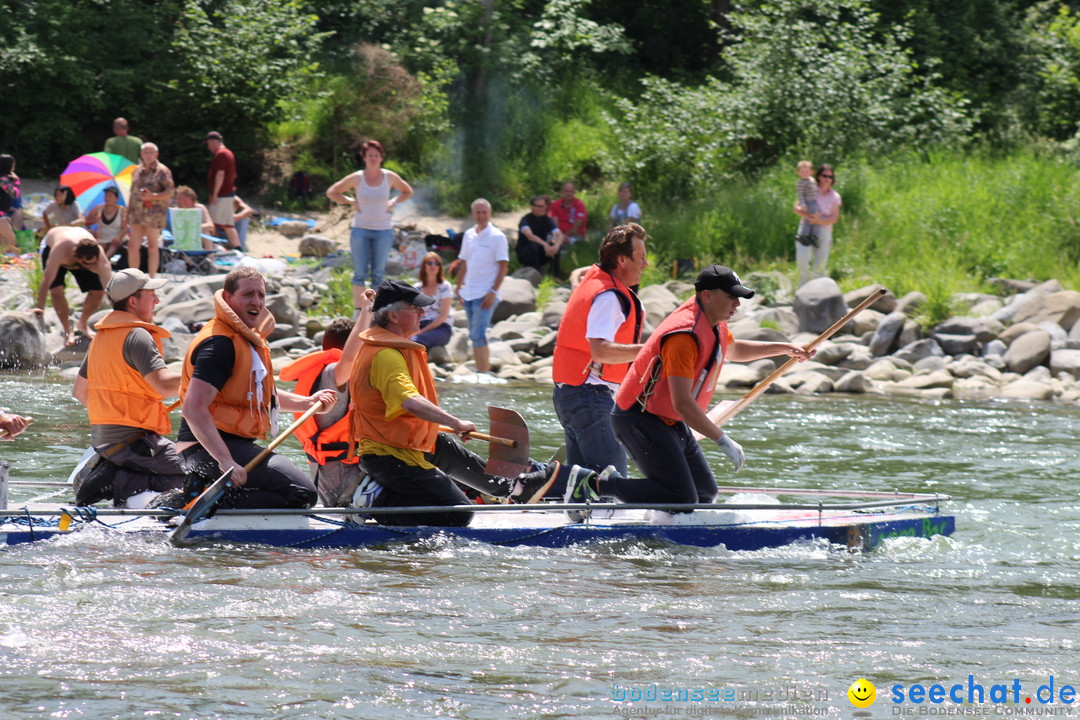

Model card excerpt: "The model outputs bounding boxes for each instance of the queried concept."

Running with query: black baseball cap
[694,265,755,298]
[373,279,436,312]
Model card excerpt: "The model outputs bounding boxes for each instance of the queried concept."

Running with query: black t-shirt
[518,213,557,244]
[176,336,239,443]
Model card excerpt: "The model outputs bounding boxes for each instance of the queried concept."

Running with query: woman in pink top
[793,164,841,286]
[326,140,413,315]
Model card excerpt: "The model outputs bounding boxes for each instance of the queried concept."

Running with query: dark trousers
[359,452,474,527]
[180,437,317,509]
[516,240,561,276]
[606,404,718,505]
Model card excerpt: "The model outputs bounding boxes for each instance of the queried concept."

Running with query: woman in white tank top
[326,140,413,312]
[84,186,128,257]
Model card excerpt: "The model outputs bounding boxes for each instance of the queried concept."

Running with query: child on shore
[794,160,819,248]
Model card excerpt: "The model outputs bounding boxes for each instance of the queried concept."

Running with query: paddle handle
[438,426,518,448]
[244,401,326,472]
[712,287,887,427]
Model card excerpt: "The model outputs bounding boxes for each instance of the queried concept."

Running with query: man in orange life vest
[279,297,375,508]
[564,265,813,507]
[176,267,337,509]
[72,268,185,507]
[349,280,558,526]
[283,305,559,508]
[552,223,647,492]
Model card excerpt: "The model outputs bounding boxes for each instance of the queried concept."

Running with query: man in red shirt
[204,131,241,251]
[549,181,588,243]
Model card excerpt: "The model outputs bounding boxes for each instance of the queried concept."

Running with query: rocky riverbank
[2,228,1080,407]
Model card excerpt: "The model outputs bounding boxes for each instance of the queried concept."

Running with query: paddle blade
[485,406,530,478]
[169,470,232,546]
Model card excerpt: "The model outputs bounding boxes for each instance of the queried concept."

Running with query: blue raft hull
[0,506,955,552]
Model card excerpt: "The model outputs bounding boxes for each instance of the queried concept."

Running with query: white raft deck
[0,488,954,552]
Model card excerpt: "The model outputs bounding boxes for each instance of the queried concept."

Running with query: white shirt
[458,223,509,301]
[584,290,626,390]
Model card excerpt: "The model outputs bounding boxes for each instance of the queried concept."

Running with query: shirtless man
[35,227,112,345]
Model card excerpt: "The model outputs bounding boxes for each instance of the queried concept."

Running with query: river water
[2,372,1079,719]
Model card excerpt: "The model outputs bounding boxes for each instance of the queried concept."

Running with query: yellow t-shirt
[357,347,435,469]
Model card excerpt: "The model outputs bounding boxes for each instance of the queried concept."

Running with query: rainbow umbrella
[59,152,136,212]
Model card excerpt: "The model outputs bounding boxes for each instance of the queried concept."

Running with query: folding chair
[167,208,221,274]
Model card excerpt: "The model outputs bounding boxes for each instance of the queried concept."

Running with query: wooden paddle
[169,400,328,545]
[440,405,530,478]
[693,287,887,440]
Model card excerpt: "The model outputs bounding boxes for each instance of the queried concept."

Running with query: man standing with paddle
[72,269,185,507]
[565,265,813,507]
[176,267,336,509]
[349,280,558,526]
[552,223,647,488]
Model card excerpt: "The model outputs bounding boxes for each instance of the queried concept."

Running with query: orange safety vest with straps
[86,310,172,435]
[279,348,358,465]
[180,290,274,440]
[615,296,731,423]
[552,264,643,385]
[349,326,439,455]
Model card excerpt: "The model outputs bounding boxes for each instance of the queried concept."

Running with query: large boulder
[278,220,310,238]
[298,234,337,257]
[0,312,50,369]
[1050,348,1080,380]
[893,338,944,365]
[491,277,536,323]
[933,316,1003,344]
[868,311,905,357]
[510,266,543,287]
[638,284,681,329]
[1012,290,1080,332]
[793,277,847,333]
[1003,330,1051,374]
[845,284,897,314]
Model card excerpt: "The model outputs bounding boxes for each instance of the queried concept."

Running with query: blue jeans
[463,297,497,348]
[553,382,628,478]
[411,318,452,349]
[350,227,394,288]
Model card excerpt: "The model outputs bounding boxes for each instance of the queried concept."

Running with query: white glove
[716,432,745,472]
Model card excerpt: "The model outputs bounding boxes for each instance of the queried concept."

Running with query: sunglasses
[424,260,441,266]
[819,174,834,179]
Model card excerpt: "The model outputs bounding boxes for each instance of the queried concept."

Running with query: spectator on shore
[455,198,508,374]
[550,181,587,244]
[326,139,414,317]
[104,118,142,164]
[517,194,565,276]
[0,154,20,253]
[204,131,241,251]
[609,182,641,228]
[231,196,255,251]
[127,142,174,277]
[84,186,128,258]
[42,185,85,232]
[792,164,842,286]
[35,227,112,345]
[174,185,216,249]
[412,252,454,350]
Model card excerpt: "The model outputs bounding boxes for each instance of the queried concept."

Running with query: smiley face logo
[848,678,876,708]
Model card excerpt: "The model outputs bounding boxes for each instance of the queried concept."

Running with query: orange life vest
[615,296,730,423]
[349,327,439,454]
[86,310,172,435]
[552,264,643,385]
[280,348,358,465]
[180,290,274,440]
